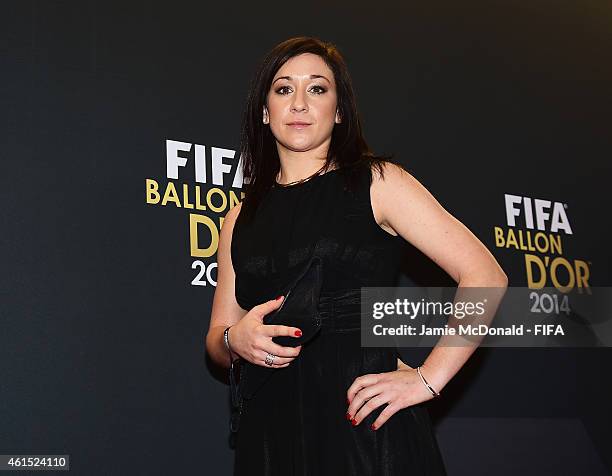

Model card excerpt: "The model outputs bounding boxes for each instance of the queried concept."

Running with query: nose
[290,88,308,113]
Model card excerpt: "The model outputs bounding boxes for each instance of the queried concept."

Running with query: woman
[206,37,508,475]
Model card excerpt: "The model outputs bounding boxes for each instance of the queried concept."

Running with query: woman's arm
[206,201,304,370]
[371,162,509,392]
[205,202,248,369]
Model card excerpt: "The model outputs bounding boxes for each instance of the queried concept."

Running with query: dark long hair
[238,36,401,221]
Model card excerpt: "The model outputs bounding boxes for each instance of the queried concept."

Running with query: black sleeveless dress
[230,162,447,476]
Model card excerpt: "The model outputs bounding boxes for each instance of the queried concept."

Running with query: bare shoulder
[224,201,242,225]
[370,161,421,232]
[221,201,243,238]
[371,161,417,194]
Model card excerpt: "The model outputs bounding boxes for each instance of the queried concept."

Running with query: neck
[276,160,331,185]
[275,139,333,184]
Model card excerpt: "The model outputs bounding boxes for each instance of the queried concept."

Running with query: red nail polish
[371,423,377,431]
[294,329,302,337]
[275,295,283,300]
[351,418,357,426]
[345,413,352,420]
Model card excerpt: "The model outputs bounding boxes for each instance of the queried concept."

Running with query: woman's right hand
[228,296,303,368]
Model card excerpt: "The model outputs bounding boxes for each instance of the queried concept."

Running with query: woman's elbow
[485,267,509,287]
[485,255,509,287]
[460,262,509,287]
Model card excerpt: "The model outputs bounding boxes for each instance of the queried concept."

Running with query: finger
[347,383,384,418]
[347,373,381,403]
[371,402,399,431]
[256,350,292,368]
[252,296,285,320]
[353,394,390,426]
[265,324,303,340]
[263,340,302,359]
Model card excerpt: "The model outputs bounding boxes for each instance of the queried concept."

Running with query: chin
[280,138,315,151]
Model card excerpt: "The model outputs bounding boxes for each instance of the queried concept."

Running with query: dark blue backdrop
[1,1,611,474]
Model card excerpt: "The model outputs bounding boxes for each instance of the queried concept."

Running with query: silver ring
[264,353,276,366]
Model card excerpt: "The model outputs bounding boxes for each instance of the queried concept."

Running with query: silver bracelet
[223,326,231,350]
[223,326,236,360]
[417,366,440,398]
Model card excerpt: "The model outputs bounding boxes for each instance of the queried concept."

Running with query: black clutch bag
[238,254,324,401]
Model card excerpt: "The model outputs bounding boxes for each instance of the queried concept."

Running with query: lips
[287,122,311,129]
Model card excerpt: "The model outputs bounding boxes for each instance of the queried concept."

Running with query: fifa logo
[504,194,572,234]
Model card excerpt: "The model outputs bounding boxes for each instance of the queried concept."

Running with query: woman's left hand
[345,360,435,431]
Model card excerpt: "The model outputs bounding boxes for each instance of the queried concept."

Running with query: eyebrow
[272,74,331,85]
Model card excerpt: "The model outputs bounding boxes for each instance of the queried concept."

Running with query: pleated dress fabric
[230,162,447,475]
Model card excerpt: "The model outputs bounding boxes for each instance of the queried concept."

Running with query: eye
[275,86,291,95]
[310,85,327,94]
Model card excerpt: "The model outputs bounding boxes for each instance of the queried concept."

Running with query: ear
[263,106,269,124]
[335,108,341,123]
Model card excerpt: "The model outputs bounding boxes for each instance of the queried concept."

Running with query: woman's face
[265,53,340,155]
